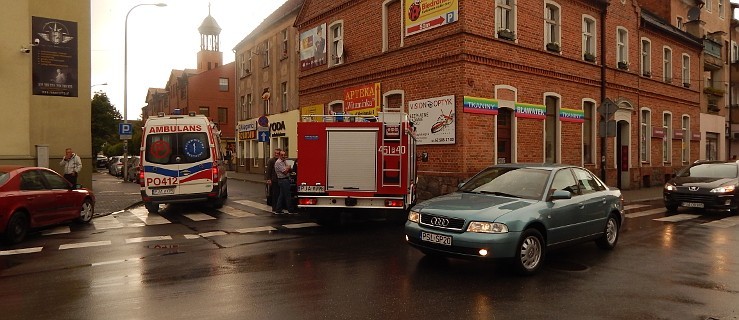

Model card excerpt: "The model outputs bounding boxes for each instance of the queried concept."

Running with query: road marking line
[199,231,227,237]
[42,226,71,236]
[654,214,700,222]
[624,204,650,212]
[92,215,124,230]
[125,236,173,244]
[128,207,171,225]
[0,247,43,256]
[183,213,217,221]
[219,206,256,217]
[234,199,273,212]
[92,257,143,267]
[184,234,200,239]
[283,222,320,229]
[625,208,666,218]
[701,220,737,228]
[235,226,277,233]
[59,241,112,250]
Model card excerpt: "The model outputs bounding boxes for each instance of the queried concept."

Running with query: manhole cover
[547,260,590,272]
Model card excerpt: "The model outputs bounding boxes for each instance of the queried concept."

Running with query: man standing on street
[274,150,293,214]
[265,148,282,209]
[60,147,82,185]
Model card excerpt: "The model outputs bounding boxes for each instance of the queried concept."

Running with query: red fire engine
[296,109,417,224]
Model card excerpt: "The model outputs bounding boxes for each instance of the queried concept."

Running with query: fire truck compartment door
[327,129,378,191]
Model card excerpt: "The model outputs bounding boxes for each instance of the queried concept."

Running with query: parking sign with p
[119,123,133,140]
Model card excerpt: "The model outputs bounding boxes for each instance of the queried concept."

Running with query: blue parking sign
[119,123,133,139]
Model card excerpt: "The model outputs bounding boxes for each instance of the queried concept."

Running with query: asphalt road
[1,180,737,319]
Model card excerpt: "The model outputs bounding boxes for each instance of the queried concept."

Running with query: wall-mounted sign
[301,104,324,122]
[32,17,78,97]
[238,131,256,140]
[463,96,498,115]
[238,121,256,132]
[404,0,458,36]
[691,132,701,141]
[299,24,327,70]
[344,83,381,116]
[673,129,685,140]
[652,126,665,138]
[559,108,584,123]
[515,103,546,120]
[408,95,455,145]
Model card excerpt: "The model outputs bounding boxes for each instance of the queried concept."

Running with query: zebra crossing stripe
[234,199,273,212]
[0,247,43,256]
[184,234,200,239]
[183,213,217,221]
[59,241,112,250]
[42,226,71,236]
[625,208,666,218]
[623,204,650,212]
[219,206,256,217]
[283,222,320,229]
[235,226,277,233]
[128,207,171,225]
[125,236,173,244]
[654,214,701,222]
[92,215,125,230]
[199,231,227,237]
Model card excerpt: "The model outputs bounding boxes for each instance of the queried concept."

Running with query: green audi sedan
[405,163,624,275]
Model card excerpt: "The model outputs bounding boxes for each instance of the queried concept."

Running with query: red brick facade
[295,0,701,198]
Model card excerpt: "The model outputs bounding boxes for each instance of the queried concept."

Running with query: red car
[0,165,95,244]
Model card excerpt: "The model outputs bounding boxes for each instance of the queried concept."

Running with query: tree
[91,93,122,156]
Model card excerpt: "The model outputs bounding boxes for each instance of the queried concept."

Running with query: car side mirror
[73,184,83,190]
[549,189,572,201]
[457,179,468,189]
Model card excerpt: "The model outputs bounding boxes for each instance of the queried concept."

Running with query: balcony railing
[704,38,722,58]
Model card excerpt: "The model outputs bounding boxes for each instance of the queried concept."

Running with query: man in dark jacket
[265,148,281,209]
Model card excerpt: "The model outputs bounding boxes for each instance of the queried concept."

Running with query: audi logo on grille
[688,186,699,191]
[430,217,450,226]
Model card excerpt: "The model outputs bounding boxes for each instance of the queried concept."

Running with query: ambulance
[139,112,228,213]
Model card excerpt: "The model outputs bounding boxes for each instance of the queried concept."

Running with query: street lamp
[124,2,166,182]
[91,82,108,88]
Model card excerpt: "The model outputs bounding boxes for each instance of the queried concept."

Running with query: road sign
[119,123,133,140]
[258,116,269,127]
[257,127,270,142]
[598,120,617,137]
[598,98,617,119]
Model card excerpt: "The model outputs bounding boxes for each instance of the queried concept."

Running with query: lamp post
[123,3,166,182]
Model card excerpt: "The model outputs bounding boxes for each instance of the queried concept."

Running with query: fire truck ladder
[380,106,403,188]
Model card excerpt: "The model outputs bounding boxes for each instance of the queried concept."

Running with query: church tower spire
[197,2,223,72]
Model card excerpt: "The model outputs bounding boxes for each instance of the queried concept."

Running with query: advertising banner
[515,103,546,120]
[32,17,78,97]
[408,95,455,145]
[344,83,381,116]
[463,96,498,115]
[299,24,327,71]
[404,0,458,36]
[301,104,325,122]
[559,108,584,123]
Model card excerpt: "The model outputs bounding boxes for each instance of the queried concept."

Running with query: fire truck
[296,108,417,225]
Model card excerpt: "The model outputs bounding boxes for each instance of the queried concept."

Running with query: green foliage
[91,93,122,156]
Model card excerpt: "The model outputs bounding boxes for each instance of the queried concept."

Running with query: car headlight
[664,183,676,191]
[467,221,508,233]
[408,210,420,223]
[710,185,736,193]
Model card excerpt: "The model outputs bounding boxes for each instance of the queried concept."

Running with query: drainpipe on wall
[599,1,609,183]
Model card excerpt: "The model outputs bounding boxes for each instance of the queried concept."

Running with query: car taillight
[385,199,404,207]
[212,165,219,182]
[139,169,145,187]
[298,198,317,205]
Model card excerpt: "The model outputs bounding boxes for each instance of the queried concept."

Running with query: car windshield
[459,167,550,200]
[678,163,738,178]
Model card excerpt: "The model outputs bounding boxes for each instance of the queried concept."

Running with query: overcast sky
[91,0,288,120]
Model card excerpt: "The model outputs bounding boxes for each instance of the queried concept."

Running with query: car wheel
[665,203,678,213]
[145,202,159,214]
[595,214,620,250]
[511,228,544,276]
[3,211,29,244]
[77,199,94,224]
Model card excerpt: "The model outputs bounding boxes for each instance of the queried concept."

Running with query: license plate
[681,202,704,208]
[151,188,175,195]
[298,185,325,193]
[421,231,452,246]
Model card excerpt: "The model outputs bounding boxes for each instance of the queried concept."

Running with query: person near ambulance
[265,148,281,210]
[60,147,82,185]
[273,150,293,214]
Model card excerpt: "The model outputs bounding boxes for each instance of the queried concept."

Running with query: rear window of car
[679,163,739,178]
[145,132,210,165]
[0,172,9,186]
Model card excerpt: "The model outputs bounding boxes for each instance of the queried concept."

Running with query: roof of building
[198,4,221,35]
[641,9,702,49]
[232,0,304,50]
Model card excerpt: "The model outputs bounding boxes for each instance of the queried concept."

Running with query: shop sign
[673,129,685,140]
[301,104,324,122]
[515,103,546,120]
[559,108,584,123]
[408,95,455,145]
[691,132,701,141]
[463,96,498,115]
[404,0,458,37]
[652,126,665,138]
[344,83,381,116]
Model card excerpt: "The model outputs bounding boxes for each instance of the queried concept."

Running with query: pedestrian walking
[60,147,82,185]
[273,150,293,214]
[225,144,234,171]
[265,148,281,209]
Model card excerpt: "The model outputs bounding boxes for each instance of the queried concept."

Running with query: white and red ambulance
[139,112,228,213]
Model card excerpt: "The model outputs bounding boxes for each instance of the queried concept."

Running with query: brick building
[294,0,702,198]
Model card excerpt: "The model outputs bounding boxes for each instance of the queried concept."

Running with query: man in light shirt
[60,148,82,185]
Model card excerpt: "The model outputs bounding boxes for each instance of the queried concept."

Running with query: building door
[616,120,630,189]
[706,132,719,160]
[497,108,512,164]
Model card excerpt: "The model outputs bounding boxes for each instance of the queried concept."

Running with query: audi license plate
[298,185,325,193]
[151,188,175,195]
[421,231,452,246]
[681,202,704,208]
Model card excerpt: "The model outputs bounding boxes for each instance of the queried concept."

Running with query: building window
[663,47,672,83]
[732,41,738,63]
[219,78,228,92]
[682,116,690,163]
[583,100,595,164]
[682,54,690,86]
[676,17,683,30]
[239,95,246,120]
[199,106,210,117]
[218,107,228,124]
[495,0,516,38]
[263,89,270,114]
[246,94,253,119]
[262,41,270,67]
[582,16,596,61]
[329,21,344,66]
[545,95,560,163]
[281,29,289,59]
[247,52,252,74]
[706,0,712,12]
[640,109,651,163]
[641,38,651,77]
[239,53,246,78]
[544,3,561,50]
[617,28,628,67]
[718,0,724,18]
[663,112,672,164]
[281,82,288,112]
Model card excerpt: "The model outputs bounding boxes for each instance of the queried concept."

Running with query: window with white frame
[617,28,628,66]
[247,52,252,74]
[239,53,246,78]
[246,94,253,119]
[676,17,683,30]
[496,0,516,36]
[663,112,672,163]
[251,141,259,167]
[732,41,738,63]
[281,29,288,59]
[281,82,288,112]
[682,54,690,85]
[583,101,595,163]
[263,89,270,114]
[640,109,651,163]
[582,16,596,60]
[329,21,344,66]
[663,47,672,82]
[219,78,228,92]
[682,116,690,163]
[239,95,246,120]
[545,95,560,163]
[262,41,270,67]
[706,0,712,12]
[544,3,561,48]
[641,38,651,76]
[719,0,724,18]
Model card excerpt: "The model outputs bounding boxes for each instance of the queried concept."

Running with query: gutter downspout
[600,1,609,182]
